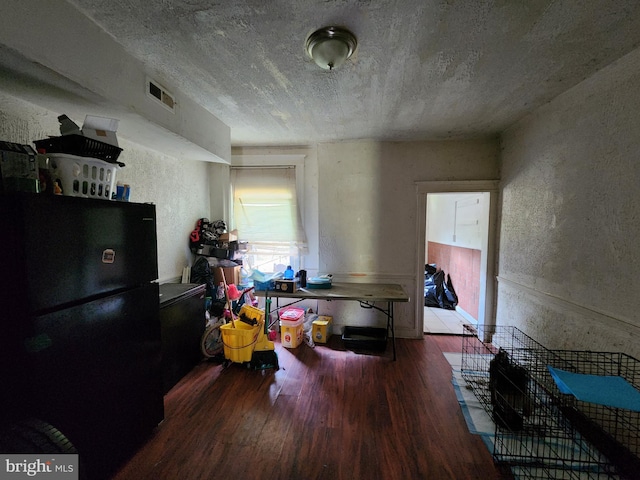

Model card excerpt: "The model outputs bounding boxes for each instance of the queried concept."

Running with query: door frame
[415,180,500,338]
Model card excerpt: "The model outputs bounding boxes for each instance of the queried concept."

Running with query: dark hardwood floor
[112,334,509,480]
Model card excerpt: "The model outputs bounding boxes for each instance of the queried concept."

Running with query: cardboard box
[213,265,241,286]
[219,229,238,242]
[312,315,332,343]
[274,280,297,293]
[57,114,120,148]
[81,115,119,147]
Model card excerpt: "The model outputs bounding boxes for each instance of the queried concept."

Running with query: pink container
[279,307,305,323]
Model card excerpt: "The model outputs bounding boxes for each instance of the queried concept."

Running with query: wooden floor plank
[111,334,509,480]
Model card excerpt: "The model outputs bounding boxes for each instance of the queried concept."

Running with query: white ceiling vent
[146,78,176,113]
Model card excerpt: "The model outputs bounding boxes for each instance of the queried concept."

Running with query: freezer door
[1,194,158,313]
[20,282,163,480]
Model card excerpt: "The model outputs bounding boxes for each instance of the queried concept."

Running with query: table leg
[389,301,396,361]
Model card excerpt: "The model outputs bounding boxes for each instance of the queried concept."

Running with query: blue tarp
[548,366,640,412]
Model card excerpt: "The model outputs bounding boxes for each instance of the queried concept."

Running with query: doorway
[424,192,488,334]
[414,181,499,339]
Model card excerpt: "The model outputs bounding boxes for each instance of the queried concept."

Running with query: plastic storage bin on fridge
[48,153,118,200]
[34,134,123,162]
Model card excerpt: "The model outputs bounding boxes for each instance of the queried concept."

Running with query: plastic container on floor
[312,316,333,344]
[280,317,304,348]
[342,326,387,352]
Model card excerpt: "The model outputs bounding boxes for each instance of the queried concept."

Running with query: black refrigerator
[0,194,164,480]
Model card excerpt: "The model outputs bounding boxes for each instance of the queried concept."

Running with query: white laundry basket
[48,153,118,200]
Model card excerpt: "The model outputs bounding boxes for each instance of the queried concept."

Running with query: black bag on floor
[424,268,458,310]
[442,274,458,310]
[424,270,444,307]
[191,256,215,297]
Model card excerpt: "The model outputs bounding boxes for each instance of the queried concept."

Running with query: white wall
[498,46,640,356]
[208,162,230,224]
[318,140,499,337]
[228,141,499,337]
[114,141,210,283]
[427,192,489,249]
[0,92,212,283]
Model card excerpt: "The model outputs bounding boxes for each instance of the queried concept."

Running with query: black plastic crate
[198,243,237,259]
[34,135,123,162]
[342,326,387,352]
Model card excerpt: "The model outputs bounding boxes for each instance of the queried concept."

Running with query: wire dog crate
[461,325,640,479]
[461,324,546,415]
[542,350,640,480]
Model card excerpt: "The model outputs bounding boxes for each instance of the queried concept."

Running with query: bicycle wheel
[201,319,224,358]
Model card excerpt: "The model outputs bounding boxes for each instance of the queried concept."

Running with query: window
[230,166,307,274]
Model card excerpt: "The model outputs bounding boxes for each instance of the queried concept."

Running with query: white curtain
[230,166,307,254]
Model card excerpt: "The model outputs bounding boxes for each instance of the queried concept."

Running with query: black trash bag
[424,266,459,310]
[424,270,444,308]
[442,274,458,310]
[190,256,227,317]
[425,263,437,275]
[190,256,216,298]
[209,299,226,318]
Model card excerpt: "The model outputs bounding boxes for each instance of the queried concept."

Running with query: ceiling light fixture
[306,26,357,71]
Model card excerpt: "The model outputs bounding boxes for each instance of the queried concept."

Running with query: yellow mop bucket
[220,305,268,363]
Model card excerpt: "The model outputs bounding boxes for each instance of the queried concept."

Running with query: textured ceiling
[22,1,640,145]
